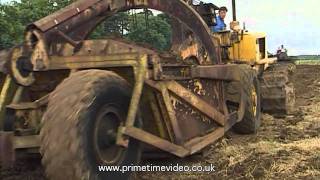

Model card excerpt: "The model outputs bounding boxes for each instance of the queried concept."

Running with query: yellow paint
[180,43,199,60]
[0,75,18,129]
[229,32,267,64]
[0,76,13,111]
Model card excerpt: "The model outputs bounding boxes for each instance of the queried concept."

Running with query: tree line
[0,0,172,51]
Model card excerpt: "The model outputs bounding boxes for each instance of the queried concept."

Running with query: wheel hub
[93,105,125,165]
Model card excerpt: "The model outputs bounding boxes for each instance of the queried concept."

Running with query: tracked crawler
[260,61,296,116]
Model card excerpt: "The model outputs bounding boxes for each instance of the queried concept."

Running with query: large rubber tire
[40,70,141,180]
[226,65,261,134]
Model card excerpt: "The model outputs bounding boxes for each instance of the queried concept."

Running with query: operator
[212,6,228,32]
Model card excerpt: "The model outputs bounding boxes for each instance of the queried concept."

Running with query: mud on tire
[40,70,141,180]
[225,65,261,134]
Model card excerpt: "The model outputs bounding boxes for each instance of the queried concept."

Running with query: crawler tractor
[0,0,293,179]
[183,1,296,116]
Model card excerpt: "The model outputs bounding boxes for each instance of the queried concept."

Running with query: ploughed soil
[1,65,320,180]
[136,65,320,179]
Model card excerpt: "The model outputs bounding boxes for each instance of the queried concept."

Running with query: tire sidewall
[83,82,141,179]
[248,76,261,129]
[231,67,262,134]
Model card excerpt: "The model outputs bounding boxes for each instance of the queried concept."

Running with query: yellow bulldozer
[0,0,295,179]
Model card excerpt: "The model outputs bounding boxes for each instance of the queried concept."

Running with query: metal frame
[0,39,248,167]
[0,0,250,166]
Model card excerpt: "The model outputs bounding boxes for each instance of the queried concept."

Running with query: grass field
[292,55,320,65]
[294,60,320,65]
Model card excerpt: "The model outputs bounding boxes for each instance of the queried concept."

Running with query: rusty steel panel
[27,0,219,64]
[171,79,223,141]
[29,0,104,32]
[145,90,169,139]
[184,127,224,154]
[49,39,157,57]
[165,81,225,126]
[12,135,40,149]
[146,79,225,143]
[47,54,139,70]
[192,64,242,81]
[159,84,184,145]
[123,126,189,157]
[154,92,176,142]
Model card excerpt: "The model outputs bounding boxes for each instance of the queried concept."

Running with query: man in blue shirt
[212,6,228,32]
